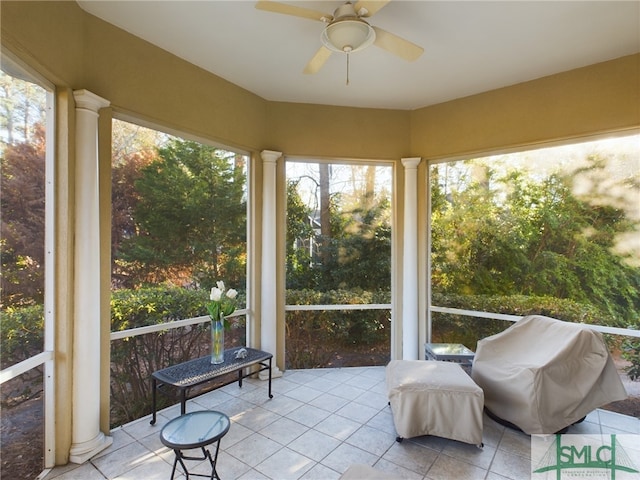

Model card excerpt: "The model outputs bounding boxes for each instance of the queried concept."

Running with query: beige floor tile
[321,442,378,474]
[352,390,389,409]
[222,421,254,447]
[260,394,304,416]
[259,416,308,445]
[286,385,324,403]
[270,377,303,394]
[426,453,488,480]
[315,413,362,441]
[308,392,350,413]
[441,441,497,470]
[288,429,341,462]
[345,424,397,457]
[382,441,439,475]
[366,409,398,436]
[335,401,380,424]
[286,403,331,427]
[225,432,282,467]
[299,463,341,480]
[112,454,175,480]
[489,449,531,480]
[91,441,155,479]
[498,428,531,459]
[45,463,107,480]
[237,468,270,479]
[215,397,255,418]
[215,450,253,479]
[285,371,320,385]
[192,388,234,409]
[372,458,425,479]
[233,405,281,430]
[328,383,367,401]
[305,376,341,393]
[255,447,315,480]
[598,409,640,434]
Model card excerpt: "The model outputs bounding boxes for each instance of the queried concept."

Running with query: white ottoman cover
[386,360,484,446]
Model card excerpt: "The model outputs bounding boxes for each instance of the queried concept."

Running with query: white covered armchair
[471,315,627,434]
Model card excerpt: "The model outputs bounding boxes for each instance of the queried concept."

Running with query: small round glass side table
[160,410,230,480]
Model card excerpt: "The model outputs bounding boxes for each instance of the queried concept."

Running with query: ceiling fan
[255,0,424,79]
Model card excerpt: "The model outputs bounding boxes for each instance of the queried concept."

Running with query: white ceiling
[77,1,640,111]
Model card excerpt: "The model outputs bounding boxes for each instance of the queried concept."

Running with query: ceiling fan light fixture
[321,19,376,54]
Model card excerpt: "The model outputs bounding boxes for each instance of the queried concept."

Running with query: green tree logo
[533,434,639,479]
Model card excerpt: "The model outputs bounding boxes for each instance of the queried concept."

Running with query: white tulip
[210,287,222,301]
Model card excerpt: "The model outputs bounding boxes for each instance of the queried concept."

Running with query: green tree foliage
[0,125,46,306]
[431,156,640,322]
[324,191,391,290]
[0,304,43,369]
[116,139,246,289]
[286,164,392,292]
[111,149,157,287]
[285,180,318,289]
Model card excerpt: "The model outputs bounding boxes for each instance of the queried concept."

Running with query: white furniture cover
[386,360,484,445]
[472,315,627,434]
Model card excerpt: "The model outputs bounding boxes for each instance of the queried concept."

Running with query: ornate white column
[69,90,112,463]
[402,157,421,359]
[260,150,283,378]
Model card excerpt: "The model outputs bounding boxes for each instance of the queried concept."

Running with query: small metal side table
[424,343,475,366]
[160,410,230,480]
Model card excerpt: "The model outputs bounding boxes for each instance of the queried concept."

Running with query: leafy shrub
[0,305,44,405]
[0,304,44,369]
[285,289,391,368]
[431,293,620,351]
[621,325,640,381]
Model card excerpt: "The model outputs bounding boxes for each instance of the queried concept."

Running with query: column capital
[73,89,110,112]
[261,150,282,164]
[401,157,421,169]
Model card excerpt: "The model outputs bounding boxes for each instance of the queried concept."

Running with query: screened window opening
[428,134,640,356]
[109,118,249,427]
[285,160,393,369]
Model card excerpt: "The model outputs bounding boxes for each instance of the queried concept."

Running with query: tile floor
[41,366,639,480]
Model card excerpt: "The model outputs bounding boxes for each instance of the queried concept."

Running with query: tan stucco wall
[265,102,411,159]
[410,54,640,161]
[2,0,639,466]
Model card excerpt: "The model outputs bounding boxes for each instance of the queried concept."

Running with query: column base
[259,365,283,381]
[69,432,113,464]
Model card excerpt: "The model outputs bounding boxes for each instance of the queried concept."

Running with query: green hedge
[431,293,621,351]
[285,289,391,369]
[0,304,44,370]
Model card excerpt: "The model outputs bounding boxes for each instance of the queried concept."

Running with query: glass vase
[210,317,225,364]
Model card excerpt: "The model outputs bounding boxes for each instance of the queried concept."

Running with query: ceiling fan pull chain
[346,53,350,86]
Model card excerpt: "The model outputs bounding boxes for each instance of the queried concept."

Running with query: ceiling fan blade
[372,26,423,62]
[303,46,333,74]
[354,0,390,17]
[255,1,332,22]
